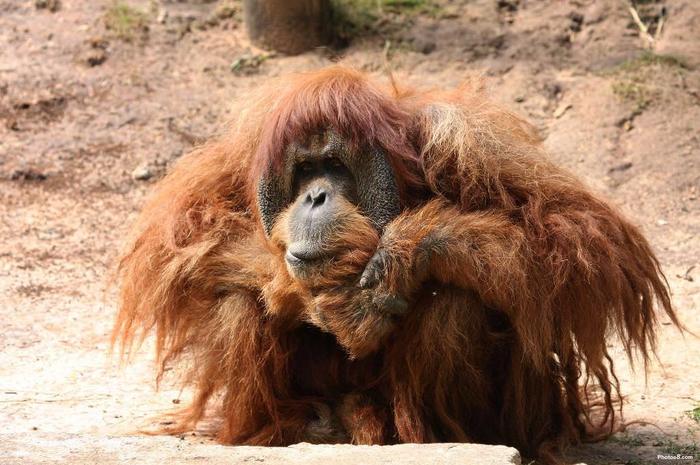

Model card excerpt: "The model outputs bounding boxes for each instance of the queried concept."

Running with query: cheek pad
[257,174,286,237]
[353,146,402,231]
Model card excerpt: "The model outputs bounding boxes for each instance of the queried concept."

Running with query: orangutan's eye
[326,158,343,170]
[298,161,313,173]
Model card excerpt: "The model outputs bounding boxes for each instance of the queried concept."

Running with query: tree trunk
[244,0,332,55]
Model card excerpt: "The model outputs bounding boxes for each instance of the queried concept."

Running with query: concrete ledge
[1,433,521,465]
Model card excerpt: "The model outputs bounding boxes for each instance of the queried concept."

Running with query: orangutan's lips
[285,244,327,268]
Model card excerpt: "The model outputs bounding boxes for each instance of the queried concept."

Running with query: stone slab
[0,434,521,465]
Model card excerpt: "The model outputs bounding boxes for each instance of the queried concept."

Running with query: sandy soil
[1,1,698,464]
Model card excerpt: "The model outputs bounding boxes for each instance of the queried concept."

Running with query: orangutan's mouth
[285,243,328,269]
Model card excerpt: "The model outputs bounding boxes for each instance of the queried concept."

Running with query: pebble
[553,102,572,118]
[157,8,168,24]
[132,165,153,181]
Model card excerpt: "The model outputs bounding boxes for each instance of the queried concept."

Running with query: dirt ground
[1,0,698,464]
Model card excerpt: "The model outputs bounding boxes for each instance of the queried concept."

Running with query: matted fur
[113,67,677,463]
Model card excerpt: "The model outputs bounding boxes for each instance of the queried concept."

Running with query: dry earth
[0,0,698,464]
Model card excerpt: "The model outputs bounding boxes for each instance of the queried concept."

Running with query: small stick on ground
[625,1,655,48]
[654,7,667,43]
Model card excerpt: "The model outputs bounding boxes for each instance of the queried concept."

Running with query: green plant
[653,438,700,456]
[330,0,437,42]
[104,2,149,41]
[382,0,429,11]
[623,459,655,465]
[610,433,645,447]
[617,51,690,73]
[612,80,651,112]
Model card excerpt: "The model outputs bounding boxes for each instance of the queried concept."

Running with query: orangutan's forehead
[285,129,350,159]
[302,131,330,151]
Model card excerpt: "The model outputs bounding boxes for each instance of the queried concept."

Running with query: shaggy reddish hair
[113,67,677,463]
[250,67,425,203]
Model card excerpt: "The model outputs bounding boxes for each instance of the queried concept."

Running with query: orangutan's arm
[308,199,531,358]
[359,198,532,315]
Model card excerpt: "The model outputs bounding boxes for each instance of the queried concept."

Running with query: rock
[79,37,108,66]
[6,118,19,131]
[85,49,107,66]
[583,2,606,25]
[438,4,460,19]
[157,8,168,24]
[0,433,522,465]
[608,162,633,173]
[568,12,584,32]
[553,102,573,119]
[35,0,60,12]
[230,52,274,75]
[497,0,519,13]
[89,37,109,50]
[413,37,437,55]
[676,265,695,282]
[132,165,153,181]
[213,1,238,21]
[10,168,48,182]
